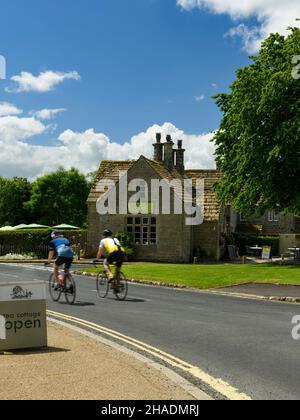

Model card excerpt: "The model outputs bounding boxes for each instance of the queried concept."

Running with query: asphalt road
[1,263,300,400]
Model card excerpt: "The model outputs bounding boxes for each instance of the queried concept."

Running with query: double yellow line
[47,310,251,401]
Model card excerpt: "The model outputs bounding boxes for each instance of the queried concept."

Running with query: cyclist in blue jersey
[46,231,74,284]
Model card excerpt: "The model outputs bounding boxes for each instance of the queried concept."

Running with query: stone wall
[193,221,220,260]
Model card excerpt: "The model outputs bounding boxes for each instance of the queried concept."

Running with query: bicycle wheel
[64,274,76,305]
[114,272,128,301]
[49,274,62,302]
[96,272,109,298]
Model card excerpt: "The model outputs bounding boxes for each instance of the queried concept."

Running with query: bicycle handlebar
[44,262,52,267]
[93,259,104,267]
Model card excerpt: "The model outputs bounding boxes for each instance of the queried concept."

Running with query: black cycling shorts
[55,256,73,269]
[106,251,125,268]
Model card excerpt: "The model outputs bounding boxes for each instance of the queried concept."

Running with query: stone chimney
[153,133,163,162]
[163,135,174,171]
[175,140,185,175]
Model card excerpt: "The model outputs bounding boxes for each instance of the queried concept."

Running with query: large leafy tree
[25,168,90,227]
[0,177,32,226]
[214,27,300,215]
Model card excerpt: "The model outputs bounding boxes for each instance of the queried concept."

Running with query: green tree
[0,177,32,226]
[25,168,90,227]
[213,27,300,215]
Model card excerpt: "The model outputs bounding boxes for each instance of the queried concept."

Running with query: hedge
[0,229,87,258]
[234,233,280,257]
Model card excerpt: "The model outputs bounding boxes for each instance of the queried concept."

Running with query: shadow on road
[54,301,95,307]
[125,298,146,303]
[106,297,146,303]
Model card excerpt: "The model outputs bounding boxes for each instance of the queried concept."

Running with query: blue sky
[0,0,298,178]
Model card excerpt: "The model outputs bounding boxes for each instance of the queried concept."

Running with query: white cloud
[177,0,300,52]
[0,102,23,117]
[0,114,216,179]
[32,108,67,120]
[0,116,46,142]
[0,115,49,178]
[195,95,205,102]
[225,23,266,53]
[6,70,81,93]
[62,123,216,173]
[101,123,216,171]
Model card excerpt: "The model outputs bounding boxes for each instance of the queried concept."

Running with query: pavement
[0,320,208,401]
[215,283,300,303]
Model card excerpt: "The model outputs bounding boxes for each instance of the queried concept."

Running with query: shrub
[234,234,280,257]
[193,247,208,260]
[115,232,135,259]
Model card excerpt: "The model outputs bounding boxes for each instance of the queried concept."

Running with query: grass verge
[83,263,300,289]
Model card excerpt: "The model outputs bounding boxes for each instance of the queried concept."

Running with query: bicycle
[46,264,77,305]
[93,260,128,301]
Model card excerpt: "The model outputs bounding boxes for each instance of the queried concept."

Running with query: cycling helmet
[51,231,63,239]
[103,229,113,238]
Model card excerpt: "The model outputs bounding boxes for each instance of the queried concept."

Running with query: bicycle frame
[58,268,70,285]
[94,262,128,301]
[47,263,76,305]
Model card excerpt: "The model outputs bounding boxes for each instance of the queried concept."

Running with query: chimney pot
[153,133,163,161]
[175,140,185,175]
[163,134,175,170]
[166,135,172,143]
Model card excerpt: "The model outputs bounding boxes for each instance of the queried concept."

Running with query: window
[268,211,280,223]
[268,211,273,222]
[126,217,157,245]
[140,183,146,200]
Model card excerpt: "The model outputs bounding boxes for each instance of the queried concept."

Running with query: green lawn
[84,263,300,289]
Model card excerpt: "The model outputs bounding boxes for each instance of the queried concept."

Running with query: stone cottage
[87,134,226,262]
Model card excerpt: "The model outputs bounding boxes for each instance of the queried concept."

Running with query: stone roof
[185,169,221,180]
[88,156,185,203]
[144,158,185,181]
[87,160,135,203]
[185,169,222,221]
[87,159,222,221]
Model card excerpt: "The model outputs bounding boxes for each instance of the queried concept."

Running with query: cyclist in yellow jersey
[95,229,125,279]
